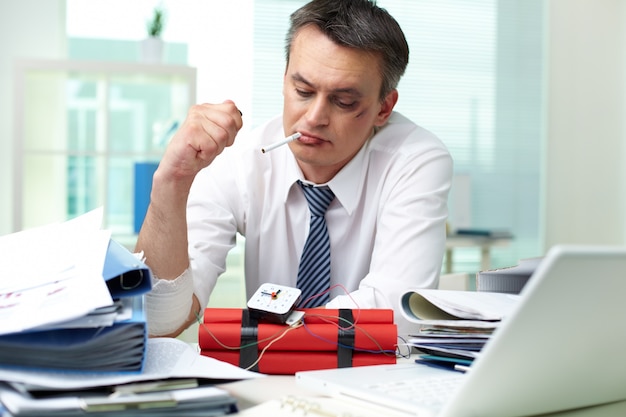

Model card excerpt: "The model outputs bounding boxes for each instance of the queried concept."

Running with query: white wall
[545,0,626,247]
[0,1,253,237]
[0,1,66,236]
[65,0,254,111]
[186,2,253,114]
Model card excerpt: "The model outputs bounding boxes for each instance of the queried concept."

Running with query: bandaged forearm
[145,268,195,336]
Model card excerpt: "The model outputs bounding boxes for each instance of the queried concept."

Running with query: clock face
[247,284,301,314]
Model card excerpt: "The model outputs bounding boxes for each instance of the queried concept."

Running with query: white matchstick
[261,132,302,154]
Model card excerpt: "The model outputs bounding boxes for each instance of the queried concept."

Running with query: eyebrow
[291,72,363,98]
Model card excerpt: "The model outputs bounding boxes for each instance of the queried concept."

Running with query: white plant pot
[140,37,164,63]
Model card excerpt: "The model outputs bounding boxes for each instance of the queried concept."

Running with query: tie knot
[298,181,335,217]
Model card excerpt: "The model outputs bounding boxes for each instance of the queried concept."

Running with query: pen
[415,359,467,373]
[454,364,471,373]
[261,132,302,153]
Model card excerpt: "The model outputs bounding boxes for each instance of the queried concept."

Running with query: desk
[445,233,512,273]
[217,363,626,417]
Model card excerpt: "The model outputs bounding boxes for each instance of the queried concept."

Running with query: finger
[197,102,242,147]
[222,99,244,118]
[181,108,233,165]
[217,100,244,142]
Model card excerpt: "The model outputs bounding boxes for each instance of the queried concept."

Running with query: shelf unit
[13,59,196,240]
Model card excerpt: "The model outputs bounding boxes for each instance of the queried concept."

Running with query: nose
[304,95,330,127]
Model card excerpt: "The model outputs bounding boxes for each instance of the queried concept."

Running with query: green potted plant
[147,7,165,38]
[141,7,166,63]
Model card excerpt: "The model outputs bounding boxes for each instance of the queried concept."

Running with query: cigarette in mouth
[261,132,302,154]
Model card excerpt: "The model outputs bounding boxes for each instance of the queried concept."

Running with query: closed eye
[335,98,357,109]
[296,88,314,98]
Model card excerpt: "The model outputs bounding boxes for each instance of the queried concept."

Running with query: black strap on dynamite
[337,309,355,368]
[239,309,259,372]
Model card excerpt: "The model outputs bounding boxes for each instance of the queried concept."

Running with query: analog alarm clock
[247,283,302,324]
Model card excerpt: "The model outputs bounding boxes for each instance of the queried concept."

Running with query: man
[137,0,452,339]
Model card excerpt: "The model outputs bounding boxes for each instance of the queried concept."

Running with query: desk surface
[217,363,626,417]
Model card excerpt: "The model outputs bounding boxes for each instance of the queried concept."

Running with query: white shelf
[13,59,196,236]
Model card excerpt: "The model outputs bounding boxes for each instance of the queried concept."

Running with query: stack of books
[400,288,520,369]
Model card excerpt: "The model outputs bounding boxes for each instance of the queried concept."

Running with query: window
[13,60,196,237]
[252,0,545,269]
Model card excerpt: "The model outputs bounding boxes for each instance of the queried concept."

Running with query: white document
[401,288,520,329]
[411,289,519,321]
[0,337,263,391]
[0,209,113,335]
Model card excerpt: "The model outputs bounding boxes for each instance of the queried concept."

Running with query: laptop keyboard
[366,374,465,408]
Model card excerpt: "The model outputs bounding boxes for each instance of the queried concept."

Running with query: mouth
[296,132,328,146]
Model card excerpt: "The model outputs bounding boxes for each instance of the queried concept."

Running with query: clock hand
[261,289,282,299]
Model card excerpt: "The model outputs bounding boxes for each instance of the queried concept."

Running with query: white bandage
[145,268,195,336]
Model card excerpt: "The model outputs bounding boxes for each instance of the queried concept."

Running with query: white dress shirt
[148,111,453,338]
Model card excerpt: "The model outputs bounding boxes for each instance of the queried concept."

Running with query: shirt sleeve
[186,148,243,310]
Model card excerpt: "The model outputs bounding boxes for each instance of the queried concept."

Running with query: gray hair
[285,0,409,101]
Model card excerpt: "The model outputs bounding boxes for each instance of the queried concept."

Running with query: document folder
[0,240,151,373]
[103,239,152,299]
[0,297,146,373]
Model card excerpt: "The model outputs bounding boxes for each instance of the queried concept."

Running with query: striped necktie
[297,180,335,308]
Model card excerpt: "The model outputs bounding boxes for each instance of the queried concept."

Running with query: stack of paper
[0,337,264,416]
[400,289,519,367]
[0,211,264,416]
[0,209,150,373]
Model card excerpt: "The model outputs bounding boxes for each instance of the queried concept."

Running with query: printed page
[0,209,113,334]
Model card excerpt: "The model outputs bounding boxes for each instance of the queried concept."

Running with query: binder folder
[0,295,147,373]
[103,239,152,298]
[0,239,152,373]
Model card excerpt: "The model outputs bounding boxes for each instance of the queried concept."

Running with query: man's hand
[156,100,243,189]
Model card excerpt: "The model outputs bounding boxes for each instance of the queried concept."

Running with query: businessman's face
[283,25,398,184]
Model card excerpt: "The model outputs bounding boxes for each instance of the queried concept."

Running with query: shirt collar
[279,138,371,216]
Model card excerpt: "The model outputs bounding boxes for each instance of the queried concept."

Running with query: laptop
[296,245,626,417]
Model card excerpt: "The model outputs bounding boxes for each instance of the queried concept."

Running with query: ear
[374,89,399,127]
